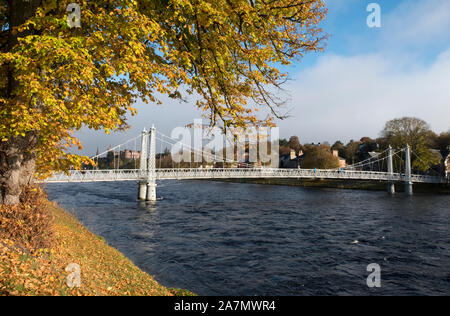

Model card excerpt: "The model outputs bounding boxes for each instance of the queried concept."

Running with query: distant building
[279,149,303,169]
[332,150,347,168]
[120,149,141,160]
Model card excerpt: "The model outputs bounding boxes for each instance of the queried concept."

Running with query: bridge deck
[40,168,445,184]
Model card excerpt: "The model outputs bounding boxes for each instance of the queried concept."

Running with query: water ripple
[45,180,450,296]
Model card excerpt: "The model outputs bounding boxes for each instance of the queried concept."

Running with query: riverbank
[0,197,194,296]
[45,180,450,295]
[215,178,450,194]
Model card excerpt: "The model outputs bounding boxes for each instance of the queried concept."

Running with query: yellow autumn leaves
[1,188,190,296]
[0,0,326,176]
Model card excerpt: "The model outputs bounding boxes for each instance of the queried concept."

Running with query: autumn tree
[0,0,327,204]
[331,140,344,157]
[301,144,339,169]
[288,136,303,154]
[360,137,373,143]
[380,117,440,171]
[344,140,361,165]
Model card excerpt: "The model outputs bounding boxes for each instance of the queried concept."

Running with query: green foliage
[301,144,339,169]
[381,117,440,171]
[432,131,450,151]
[344,140,361,165]
[331,141,344,157]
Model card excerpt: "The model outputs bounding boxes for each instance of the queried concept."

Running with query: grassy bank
[1,196,194,296]
[216,178,450,194]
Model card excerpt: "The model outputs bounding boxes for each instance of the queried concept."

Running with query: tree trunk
[0,132,38,204]
[0,0,42,205]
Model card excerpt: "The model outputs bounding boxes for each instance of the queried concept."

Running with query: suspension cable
[155,131,252,167]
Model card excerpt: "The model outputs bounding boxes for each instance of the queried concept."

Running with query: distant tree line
[90,117,449,173]
[279,117,450,172]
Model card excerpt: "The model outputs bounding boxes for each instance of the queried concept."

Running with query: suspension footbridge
[41,126,447,200]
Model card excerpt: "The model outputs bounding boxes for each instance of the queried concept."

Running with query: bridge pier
[146,182,157,202]
[138,182,147,200]
[387,145,395,195]
[405,144,413,196]
[388,182,396,195]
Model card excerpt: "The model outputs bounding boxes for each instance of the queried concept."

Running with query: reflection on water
[45,180,450,295]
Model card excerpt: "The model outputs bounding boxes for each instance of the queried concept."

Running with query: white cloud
[76,0,450,152]
[274,0,450,144]
[280,49,450,144]
[382,0,450,48]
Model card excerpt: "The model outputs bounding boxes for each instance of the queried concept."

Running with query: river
[45,180,450,295]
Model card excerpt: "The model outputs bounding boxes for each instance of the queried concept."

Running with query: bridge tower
[146,125,157,202]
[405,144,413,196]
[138,125,157,201]
[387,145,395,195]
[138,128,148,200]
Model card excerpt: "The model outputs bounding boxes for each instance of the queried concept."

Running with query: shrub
[0,186,53,252]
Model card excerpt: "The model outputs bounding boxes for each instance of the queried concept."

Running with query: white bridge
[44,168,443,184]
[41,126,447,200]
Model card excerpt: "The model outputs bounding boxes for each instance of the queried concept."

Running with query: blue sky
[76,0,450,155]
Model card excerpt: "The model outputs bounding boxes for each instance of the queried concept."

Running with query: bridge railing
[153,168,443,183]
[41,169,141,183]
[40,168,444,184]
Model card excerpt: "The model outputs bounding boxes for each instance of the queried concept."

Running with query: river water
[45,180,450,296]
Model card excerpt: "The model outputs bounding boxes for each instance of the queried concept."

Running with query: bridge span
[42,168,443,184]
[40,125,448,201]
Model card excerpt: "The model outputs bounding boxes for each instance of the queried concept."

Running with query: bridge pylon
[387,145,395,195]
[138,125,158,202]
[146,125,157,202]
[138,128,149,200]
[405,144,413,196]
